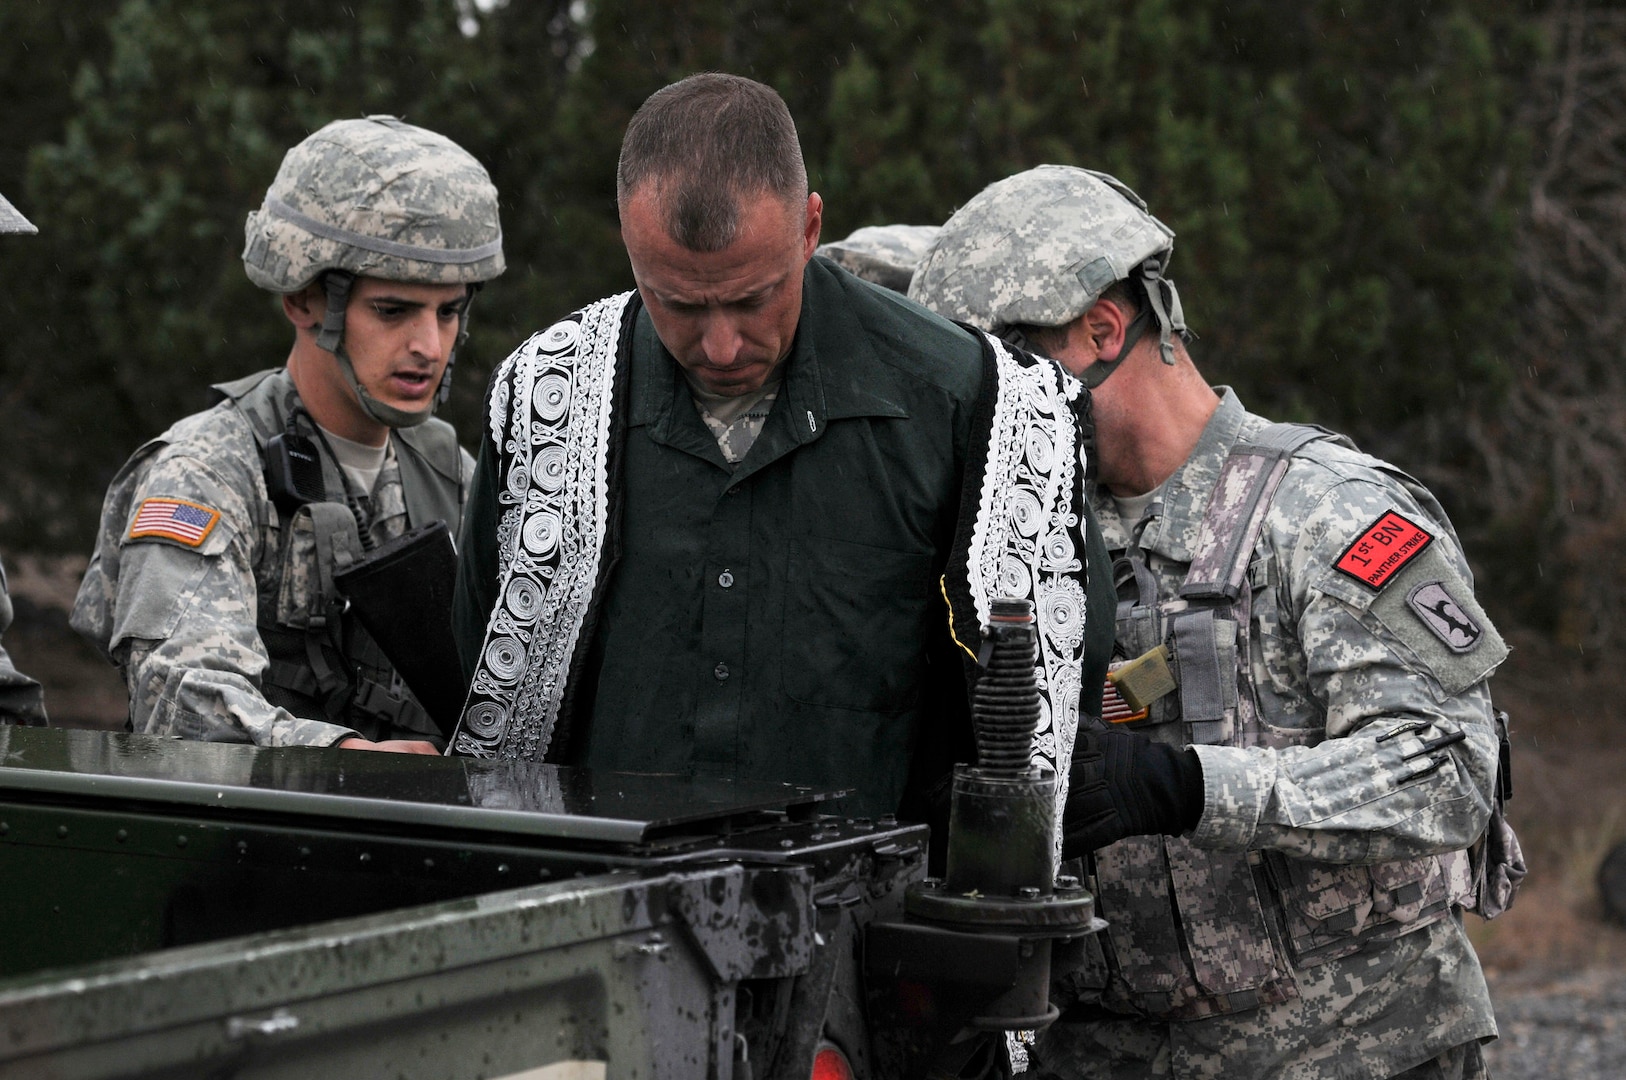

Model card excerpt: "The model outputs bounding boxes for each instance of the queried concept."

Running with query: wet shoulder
[810,256,984,405]
[143,399,265,486]
[1267,437,1472,601]
[1275,437,1441,533]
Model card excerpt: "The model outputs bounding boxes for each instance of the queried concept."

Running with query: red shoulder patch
[1334,510,1433,591]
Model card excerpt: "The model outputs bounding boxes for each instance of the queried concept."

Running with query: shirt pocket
[1247,560,1324,749]
[781,536,936,713]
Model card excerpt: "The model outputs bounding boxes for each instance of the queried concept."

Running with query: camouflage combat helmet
[816,224,940,293]
[0,191,37,236]
[909,165,1187,387]
[243,115,505,426]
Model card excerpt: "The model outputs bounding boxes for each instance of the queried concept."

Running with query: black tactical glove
[1061,724,1205,858]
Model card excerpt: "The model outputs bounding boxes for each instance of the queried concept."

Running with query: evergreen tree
[0,0,1537,559]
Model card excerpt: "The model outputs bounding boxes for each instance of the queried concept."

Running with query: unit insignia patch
[1407,580,1483,653]
[1334,509,1433,591]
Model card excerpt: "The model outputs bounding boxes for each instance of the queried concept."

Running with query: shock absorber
[866,598,1104,1074]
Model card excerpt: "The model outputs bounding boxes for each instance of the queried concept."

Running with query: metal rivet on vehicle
[359,852,371,863]
[424,858,435,869]
[175,835,188,848]
[57,825,68,839]
[116,829,129,843]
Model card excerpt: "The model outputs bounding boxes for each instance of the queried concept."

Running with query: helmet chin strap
[335,345,436,429]
[1072,260,1192,389]
[438,282,483,409]
[1074,304,1152,389]
[316,270,436,430]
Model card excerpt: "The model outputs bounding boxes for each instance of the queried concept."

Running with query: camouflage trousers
[1393,1041,1488,1080]
[1029,1013,1488,1080]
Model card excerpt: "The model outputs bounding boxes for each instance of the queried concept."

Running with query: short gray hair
[617,73,807,252]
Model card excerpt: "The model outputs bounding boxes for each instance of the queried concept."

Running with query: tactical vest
[213,370,464,744]
[1092,424,1474,1021]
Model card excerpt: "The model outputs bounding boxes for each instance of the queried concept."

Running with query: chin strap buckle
[315,270,355,354]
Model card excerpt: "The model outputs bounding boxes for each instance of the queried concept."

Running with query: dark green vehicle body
[0,727,923,1079]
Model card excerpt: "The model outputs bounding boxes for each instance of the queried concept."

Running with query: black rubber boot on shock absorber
[938,597,1056,904]
[972,598,1043,777]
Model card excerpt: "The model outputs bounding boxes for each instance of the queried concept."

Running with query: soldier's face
[622,186,821,397]
[341,278,470,414]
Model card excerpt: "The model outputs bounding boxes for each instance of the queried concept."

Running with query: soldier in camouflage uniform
[72,118,504,752]
[0,191,48,727]
[911,165,1509,1080]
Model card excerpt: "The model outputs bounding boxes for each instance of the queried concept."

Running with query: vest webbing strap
[1179,424,1338,602]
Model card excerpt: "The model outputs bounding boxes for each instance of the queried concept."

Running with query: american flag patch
[129,497,221,547]
[1102,663,1150,724]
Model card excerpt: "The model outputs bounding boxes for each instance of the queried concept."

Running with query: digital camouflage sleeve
[0,555,47,726]
[1189,442,1505,864]
[72,406,364,748]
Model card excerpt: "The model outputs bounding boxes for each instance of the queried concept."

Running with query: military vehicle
[0,726,1096,1079]
[0,599,1096,1078]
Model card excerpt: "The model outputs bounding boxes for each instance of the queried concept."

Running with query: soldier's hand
[336,737,442,755]
[1061,724,1205,857]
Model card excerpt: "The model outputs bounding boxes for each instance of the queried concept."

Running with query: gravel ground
[1485,970,1626,1079]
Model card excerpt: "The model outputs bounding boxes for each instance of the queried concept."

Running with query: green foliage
[796,0,1530,438]
[0,0,1534,553]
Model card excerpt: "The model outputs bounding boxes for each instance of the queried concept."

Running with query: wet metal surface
[0,728,929,1078]
[0,727,833,843]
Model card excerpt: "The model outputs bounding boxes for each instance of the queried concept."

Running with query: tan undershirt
[317,423,390,494]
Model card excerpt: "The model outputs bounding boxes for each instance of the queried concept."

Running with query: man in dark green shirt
[452,74,1110,829]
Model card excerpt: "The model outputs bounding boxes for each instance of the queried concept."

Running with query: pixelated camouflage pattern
[0,555,47,725]
[815,224,940,292]
[1034,919,1491,1079]
[1182,450,1287,599]
[72,368,474,748]
[0,191,36,235]
[243,116,504,293]
[1046,388,1501,1077]
[908,165,1174,332]
[1093,837,1184,994]
[693,388,778,464]
[1165,839,1287,999]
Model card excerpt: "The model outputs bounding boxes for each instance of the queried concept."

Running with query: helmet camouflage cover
[908,164,1184,358]
[243,115,504,293]
[0,191,37,236]
[816,224,940,293]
